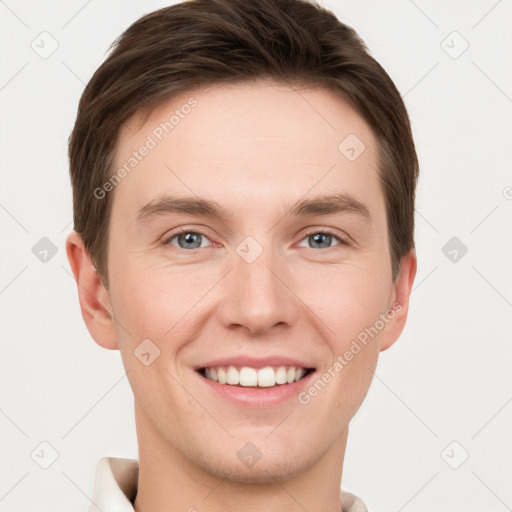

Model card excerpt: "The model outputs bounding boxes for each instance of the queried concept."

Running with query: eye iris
[310,233,332,249]
[179,232,202,249]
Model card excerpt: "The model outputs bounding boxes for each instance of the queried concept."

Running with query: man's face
[101,81,410,482]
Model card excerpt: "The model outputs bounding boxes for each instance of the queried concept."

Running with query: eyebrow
[135,192,372,224]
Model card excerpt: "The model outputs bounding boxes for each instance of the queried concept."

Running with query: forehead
[112,81,383,222]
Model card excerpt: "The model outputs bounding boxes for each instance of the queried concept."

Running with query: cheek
[107,261,201,414]
[299,269,386,422]
[301,263,391,343]
[109,256,215,346]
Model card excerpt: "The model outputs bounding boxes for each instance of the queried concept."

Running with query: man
[66,0,418,510]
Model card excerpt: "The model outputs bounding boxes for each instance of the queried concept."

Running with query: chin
[189,439,320,485]
[205,455,312,484]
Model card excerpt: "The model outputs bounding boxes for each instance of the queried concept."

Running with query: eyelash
[163,227,351,251]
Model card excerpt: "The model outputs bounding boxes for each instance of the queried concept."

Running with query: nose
[217,241,299,337]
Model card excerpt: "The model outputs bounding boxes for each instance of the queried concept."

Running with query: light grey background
[1,0,511,511]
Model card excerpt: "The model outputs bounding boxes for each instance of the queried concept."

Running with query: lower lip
[196,370,316,408]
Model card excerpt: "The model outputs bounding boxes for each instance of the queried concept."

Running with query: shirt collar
[88,457,369,512]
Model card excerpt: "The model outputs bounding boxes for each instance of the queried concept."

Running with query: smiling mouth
[197,365,315,388]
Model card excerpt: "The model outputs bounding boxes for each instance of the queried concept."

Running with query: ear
[379,249,417,352]
[65,231,119,350]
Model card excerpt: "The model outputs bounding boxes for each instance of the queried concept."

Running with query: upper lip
[195,355,315,370]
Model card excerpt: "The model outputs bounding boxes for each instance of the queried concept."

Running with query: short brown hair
[68,0,418,287]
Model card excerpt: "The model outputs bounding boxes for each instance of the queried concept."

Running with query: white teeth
[226,365,239,385]
[239,367,258,386]
[202,365,310,387]
[275,366,287,385]
[217,367,227,384]
[294,368,306,381]
[257,367,276,387]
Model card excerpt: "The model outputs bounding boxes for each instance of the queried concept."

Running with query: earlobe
[65,231,119,350]
[379,249,417,352]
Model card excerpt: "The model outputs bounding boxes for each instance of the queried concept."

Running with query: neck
[132,400,348,512]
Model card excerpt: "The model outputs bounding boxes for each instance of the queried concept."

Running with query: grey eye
[168,231,211,250]
[298,232,343,249]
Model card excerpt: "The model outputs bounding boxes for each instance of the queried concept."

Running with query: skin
[67,80,416,512]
